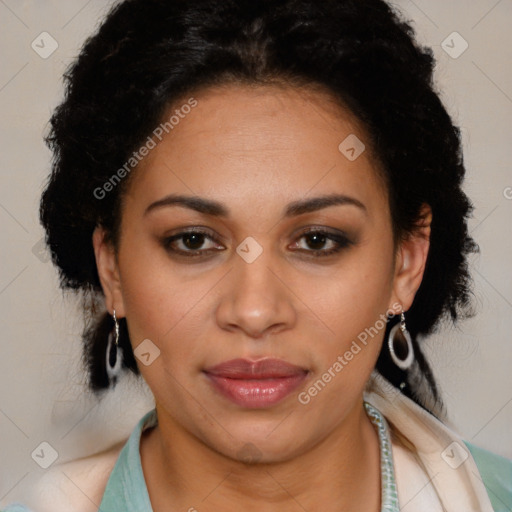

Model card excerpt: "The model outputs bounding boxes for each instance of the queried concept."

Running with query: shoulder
[464,441,512,512]
[3,441,125,512]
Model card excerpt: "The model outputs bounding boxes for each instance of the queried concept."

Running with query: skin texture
[93,83,431,511]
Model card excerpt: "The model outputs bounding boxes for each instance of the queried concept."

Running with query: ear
[92,226,126,317]
[389,203,432,312]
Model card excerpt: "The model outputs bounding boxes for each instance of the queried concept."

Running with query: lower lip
[204,373,307,408]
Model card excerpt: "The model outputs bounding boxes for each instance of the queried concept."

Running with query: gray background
[1,0,511,506]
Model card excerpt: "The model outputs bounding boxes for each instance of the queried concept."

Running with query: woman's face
[95,83,427,462]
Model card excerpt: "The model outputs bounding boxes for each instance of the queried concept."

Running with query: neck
[140,400,381,512]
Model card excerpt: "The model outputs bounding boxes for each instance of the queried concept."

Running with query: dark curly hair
[40,0,478,416]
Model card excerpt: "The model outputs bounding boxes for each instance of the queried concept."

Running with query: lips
[204,358,307,378]
[203,358,308,408]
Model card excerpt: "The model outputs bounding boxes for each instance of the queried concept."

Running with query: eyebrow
[144,193,366,217]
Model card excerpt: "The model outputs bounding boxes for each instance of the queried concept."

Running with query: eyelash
[162,227,354,259]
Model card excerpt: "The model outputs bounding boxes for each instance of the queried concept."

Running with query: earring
[387,309,414,371]
[106,309,123,386]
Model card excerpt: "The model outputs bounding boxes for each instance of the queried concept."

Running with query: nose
[215,248,297,338]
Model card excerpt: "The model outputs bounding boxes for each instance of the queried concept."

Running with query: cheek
[118,269,202,403]
[116,237,224,372]
[311,247,394,334]
[300,240,395,391]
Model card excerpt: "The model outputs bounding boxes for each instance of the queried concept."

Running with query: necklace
[364,401,400,512]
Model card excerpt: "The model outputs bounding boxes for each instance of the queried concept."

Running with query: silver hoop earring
[387,309,414,371]
[106,309,123,385]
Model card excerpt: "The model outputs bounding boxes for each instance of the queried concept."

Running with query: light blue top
[3,405,511,512]
[98,407,157,511]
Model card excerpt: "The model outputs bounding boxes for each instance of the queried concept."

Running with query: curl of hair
[40,0,478,414]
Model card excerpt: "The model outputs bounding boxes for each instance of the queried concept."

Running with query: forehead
[125,83,388,216]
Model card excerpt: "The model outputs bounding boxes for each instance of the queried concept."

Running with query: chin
[209,421,314,465]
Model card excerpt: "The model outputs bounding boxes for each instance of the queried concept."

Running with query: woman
[3,0,511,510]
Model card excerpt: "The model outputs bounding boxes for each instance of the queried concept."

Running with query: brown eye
[303,232,330,251]
[181,233,207,250]
[162,229,224,256]
[291,228,353,257]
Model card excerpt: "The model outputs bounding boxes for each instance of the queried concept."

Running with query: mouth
[203,358,308,408]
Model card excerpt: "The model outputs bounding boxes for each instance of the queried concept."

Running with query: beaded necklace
[364,402,400,511]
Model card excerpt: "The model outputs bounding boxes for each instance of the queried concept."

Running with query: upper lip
[203,358,307,379]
